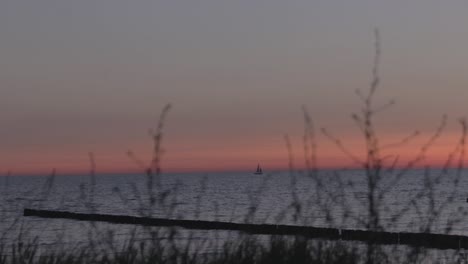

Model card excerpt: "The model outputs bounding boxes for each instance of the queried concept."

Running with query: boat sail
[254,164,263,175]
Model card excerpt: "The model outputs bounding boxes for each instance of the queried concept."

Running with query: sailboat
[254,164,263,175]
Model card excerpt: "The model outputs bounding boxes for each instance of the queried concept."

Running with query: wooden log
[23,208,468,249]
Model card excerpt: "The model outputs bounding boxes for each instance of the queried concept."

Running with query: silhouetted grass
[2,30,468,263]
[0,236,365,264]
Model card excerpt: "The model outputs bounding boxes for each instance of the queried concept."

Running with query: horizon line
[3,164,465,177]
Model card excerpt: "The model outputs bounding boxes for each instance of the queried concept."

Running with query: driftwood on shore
[24,208,468,250]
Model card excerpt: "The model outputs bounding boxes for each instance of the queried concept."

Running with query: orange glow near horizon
[2,129,465,176]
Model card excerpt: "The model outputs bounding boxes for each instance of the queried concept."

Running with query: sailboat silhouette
[254,164,263,175]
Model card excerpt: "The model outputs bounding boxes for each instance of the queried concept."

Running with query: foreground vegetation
[2,30,468,263]
[1,236,363,264]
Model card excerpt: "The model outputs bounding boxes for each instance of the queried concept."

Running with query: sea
[1,169,468,251]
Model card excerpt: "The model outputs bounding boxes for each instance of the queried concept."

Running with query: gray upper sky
[2,0,468,173]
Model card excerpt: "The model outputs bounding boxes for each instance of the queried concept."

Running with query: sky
[2,0,468,175]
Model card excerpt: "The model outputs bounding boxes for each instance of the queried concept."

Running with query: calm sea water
[1,169,468,248]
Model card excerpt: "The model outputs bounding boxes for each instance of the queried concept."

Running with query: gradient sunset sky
[2,0,468,175]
